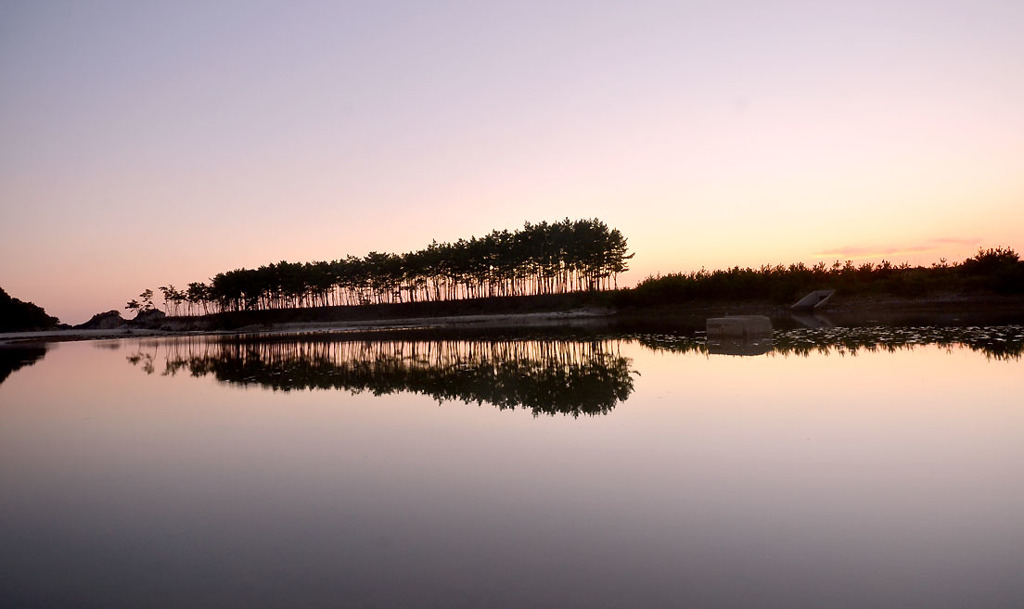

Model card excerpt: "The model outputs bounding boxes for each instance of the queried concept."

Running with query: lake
[2,325,1023,608]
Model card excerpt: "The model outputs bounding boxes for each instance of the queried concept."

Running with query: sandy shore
[0,328,164,345]
[0,308,615,345]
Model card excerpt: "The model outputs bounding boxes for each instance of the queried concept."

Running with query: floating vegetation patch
[633,325,1023,360]
[772,325,1024,360]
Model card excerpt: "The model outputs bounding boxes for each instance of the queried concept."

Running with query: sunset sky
[2,1,1022,324]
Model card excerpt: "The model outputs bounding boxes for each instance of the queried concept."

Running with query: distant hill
[0,287,60,332]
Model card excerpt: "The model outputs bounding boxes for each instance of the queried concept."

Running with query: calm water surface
[1,328,1022,608]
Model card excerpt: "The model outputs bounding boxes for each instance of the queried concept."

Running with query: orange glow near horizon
[1,2,1022,324]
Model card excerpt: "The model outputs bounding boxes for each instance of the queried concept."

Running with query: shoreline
[2,293,1022,346]
[0,309,617,345]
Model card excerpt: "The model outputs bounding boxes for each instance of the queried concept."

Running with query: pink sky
[2,1,1022,324]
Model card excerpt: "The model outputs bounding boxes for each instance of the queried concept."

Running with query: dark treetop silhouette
[627,246,1024,306]
[142,218,631,316]
[0,287,60,331]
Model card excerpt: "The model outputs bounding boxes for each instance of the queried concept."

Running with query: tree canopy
[0,287,60,331]
[154,218,632,315]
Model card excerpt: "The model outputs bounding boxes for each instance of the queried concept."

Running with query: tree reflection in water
[0,344,47,385]
[128,337,636,417]
[637,325,1024,360]
[122,325,1022,414]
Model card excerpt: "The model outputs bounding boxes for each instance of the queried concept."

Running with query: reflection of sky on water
[1,333,1022,608]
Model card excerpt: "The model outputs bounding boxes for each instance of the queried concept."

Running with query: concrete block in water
[706,315,772,339]
[791,289,835,311]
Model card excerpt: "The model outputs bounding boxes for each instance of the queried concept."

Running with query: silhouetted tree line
[147,219,631,315]
[127,337,635,416]
[0,287,60,331]
[628,246,1024,305]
